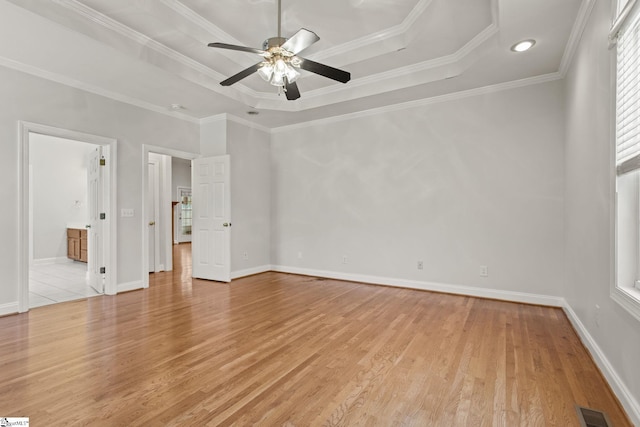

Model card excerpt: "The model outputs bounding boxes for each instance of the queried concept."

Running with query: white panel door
[191,155,230,282]
[87,146,104,293]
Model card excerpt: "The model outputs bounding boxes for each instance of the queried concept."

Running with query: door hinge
[100,157,106,166]
[100,267,106,274]
[100,213,106,220]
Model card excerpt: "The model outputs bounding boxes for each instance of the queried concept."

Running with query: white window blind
[617,5,640,175]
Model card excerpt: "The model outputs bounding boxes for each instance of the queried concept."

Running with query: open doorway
[19,122,117,312]
[29,134,99,308]
[142,145,198,288]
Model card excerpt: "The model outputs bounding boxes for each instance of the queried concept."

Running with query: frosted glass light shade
[257,63,273,82]
[258,58,301,87]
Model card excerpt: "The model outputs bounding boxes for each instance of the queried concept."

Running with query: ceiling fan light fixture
[259,57,300,87]
[257,62,274,82]
[207,0,350,99]
[284,63,300,84]
[511,39,536,52]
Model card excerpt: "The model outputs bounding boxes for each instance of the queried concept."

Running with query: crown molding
[200,113,228,124]
[344,23,498,90]
[271,72,562,133]
[251,22,499,112]
[199,112,270,133]
[50,0,503,113]
[226,114,271,133]
[54,0,262,101]
[559,0,596,76]
[159,0,245,46]
[309,0,434,63]
[0,56,200,124]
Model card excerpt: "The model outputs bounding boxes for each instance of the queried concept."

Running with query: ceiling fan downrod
[277,0,282,39]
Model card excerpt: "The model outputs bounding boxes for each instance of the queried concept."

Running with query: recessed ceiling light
[169,103,184,110]
[511,39,536,52]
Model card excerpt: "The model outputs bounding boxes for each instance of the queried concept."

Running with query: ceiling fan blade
[298,58,351,83]
[220,63,262,86]
[208,42,265,55]
[281,28,320,54]
[284,79,301,100]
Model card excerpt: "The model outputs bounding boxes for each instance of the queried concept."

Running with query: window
[177,187,192,241]
[614,0,640,321]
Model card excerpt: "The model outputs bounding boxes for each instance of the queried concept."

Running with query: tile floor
[29,261,102,308]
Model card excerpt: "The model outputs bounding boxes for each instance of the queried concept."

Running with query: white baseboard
[117,280,144,293]
[0,302,19,316]
[271,265,565,307]
[31,257,72,266]
[231,265,272,280]
[563,303,640,425]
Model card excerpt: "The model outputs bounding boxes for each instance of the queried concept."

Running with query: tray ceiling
[0,0,587,128]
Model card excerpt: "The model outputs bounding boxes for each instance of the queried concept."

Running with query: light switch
[121,209,134,217]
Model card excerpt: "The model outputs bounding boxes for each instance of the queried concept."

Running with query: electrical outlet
[417,261,424,270]
[480,265,489,277]
[298,251,303,259]
[243,251,248,260]
[342,255,348,264]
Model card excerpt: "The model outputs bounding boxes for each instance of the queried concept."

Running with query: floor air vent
[576,406,611,427]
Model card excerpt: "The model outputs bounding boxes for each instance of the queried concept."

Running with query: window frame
[612,0,640,322]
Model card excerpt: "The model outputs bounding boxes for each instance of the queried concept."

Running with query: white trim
[53,0,256,100]
[200,112,271,134]
[271,265,565,307]
[141,145,200,289]
[559,0,597,76]
[611,286,640,322]
[158,0,248,47]
[231,265,272,280]
[272,73,562,134]
[18,122,118,312]
[308,0,435,63]
[33,0,504,114]
[610,0,640,44]
[0,302,19,317]
[0,57,199,124]
[563,303,640,425]
[200,113,228,125]
[225,114,271,134]
[117,280,144,293]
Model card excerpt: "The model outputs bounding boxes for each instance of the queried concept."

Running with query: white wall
[0,64,199,308]
[271,81,565,297]
[228,121,271,275]
[171,157,191,202]
[564,0,640,421]
[30,133,94,261]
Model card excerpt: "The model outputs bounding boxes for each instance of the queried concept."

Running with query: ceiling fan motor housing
[263,37,287,50]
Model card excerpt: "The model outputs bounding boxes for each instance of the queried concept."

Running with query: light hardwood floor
[0,244,631,426]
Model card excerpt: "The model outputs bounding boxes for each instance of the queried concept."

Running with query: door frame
[147,155,161,273]
[141,144,199,289]
[18,121,118,312]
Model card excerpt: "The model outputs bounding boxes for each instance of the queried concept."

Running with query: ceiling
[0,0,588,129]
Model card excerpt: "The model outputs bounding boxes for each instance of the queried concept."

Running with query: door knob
[223,222,232,227]
[85,225,91,229]
[149,221,155,226]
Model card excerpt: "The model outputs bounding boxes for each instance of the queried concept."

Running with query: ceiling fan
[207,0,351,100]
